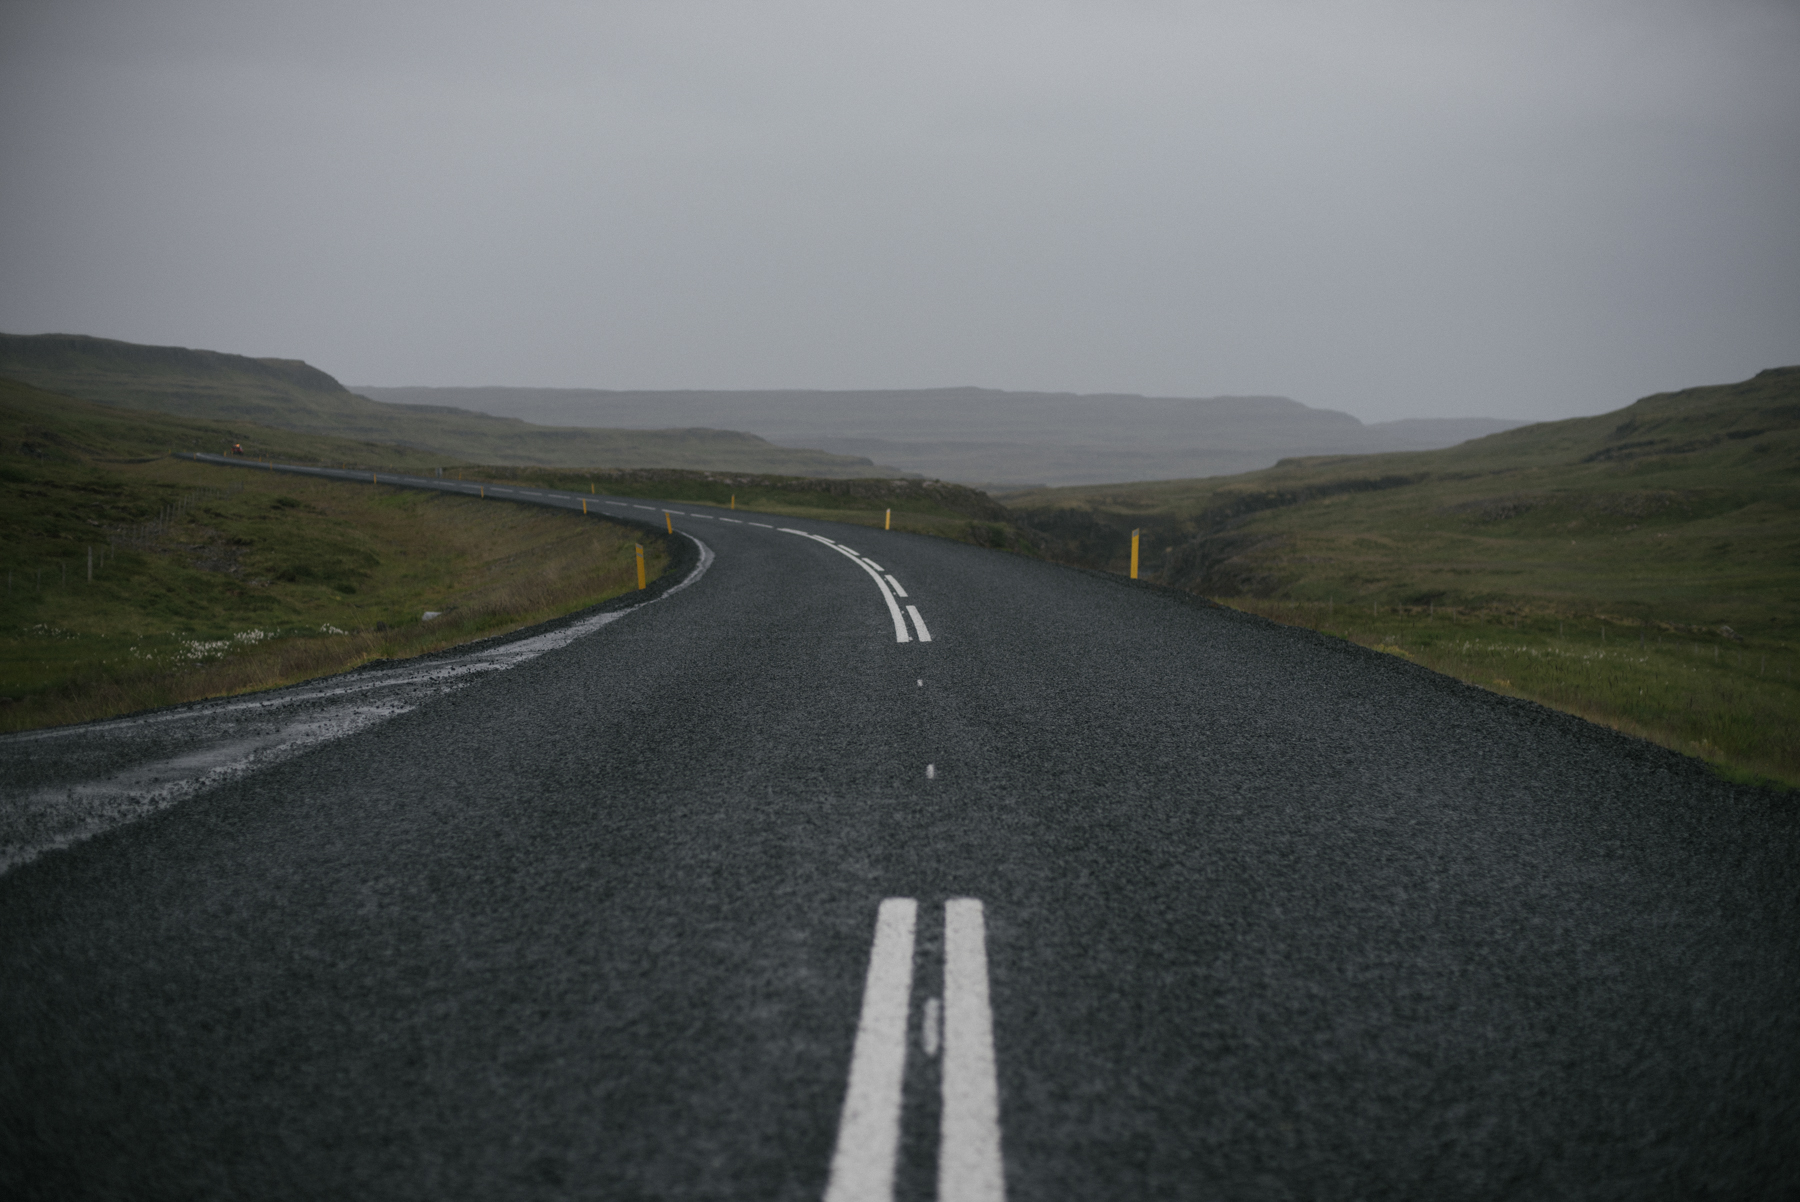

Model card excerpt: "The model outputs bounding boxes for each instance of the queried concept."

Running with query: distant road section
[1,453,1793,1200]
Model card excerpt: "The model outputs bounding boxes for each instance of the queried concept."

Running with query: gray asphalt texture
[2,467,1797,1200]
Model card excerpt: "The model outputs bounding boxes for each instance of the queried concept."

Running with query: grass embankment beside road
[1220,599,1797,789]
[1008,367,1800,788]
[2,379,667,732]
[460,464,1043,554]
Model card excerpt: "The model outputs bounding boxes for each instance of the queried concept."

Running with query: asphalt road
[2,465,1797,1200]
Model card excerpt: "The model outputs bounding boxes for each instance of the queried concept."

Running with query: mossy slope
[0,332,895,475]
[1007,366,1800,786]
[1,378,666,731]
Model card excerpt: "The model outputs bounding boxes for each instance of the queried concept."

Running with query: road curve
[1,466,1796,1200]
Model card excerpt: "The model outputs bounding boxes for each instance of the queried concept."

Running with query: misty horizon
[353,380,1531,486]
[2,1,1796,426]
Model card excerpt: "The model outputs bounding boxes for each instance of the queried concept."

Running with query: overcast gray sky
[2,0,1796,422]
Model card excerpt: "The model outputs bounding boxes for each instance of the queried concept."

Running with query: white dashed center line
[783,530,912,643]
[577,509,936,644]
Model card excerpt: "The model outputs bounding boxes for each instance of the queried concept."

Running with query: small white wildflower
[179,639,230,661]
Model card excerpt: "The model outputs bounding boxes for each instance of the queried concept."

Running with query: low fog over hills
[356,386,1526,487]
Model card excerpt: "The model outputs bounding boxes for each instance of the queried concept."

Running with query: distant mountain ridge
[355,385,1527,486]
[0,331,1527,485]
[0,333,896,476]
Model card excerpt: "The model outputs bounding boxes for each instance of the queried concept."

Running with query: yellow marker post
[665,511,673,534]
[1130,528,1140,579]
[635,544,646,590]
[731,495,736,510]
[480,486,485,498]
[590,482,595,494]
[372,472,378,484]
[582,499,588,514]
[885,508,891,531]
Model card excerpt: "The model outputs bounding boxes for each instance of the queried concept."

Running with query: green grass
[1221,599,1799,789]
[0,332,897,476]
[1,380,668,731]
[1007,366,1800,787]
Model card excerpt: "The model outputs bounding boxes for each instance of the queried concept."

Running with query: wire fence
[110,482,244,550]
[4,482,247,597]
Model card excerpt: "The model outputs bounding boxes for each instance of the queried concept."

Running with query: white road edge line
[941,898,1005,1202]
[0,535,717,873]
[884,574,908,598]
[906,606,933,643]
[782,530,911,643]
[750,522,773,527]
[824,897,918,1202]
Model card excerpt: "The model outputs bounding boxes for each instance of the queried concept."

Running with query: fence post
[1130,529,1140,579]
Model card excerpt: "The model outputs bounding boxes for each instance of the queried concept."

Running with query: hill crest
[0,332,897,476]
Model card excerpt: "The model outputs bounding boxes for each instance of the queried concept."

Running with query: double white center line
[825,898,1005,1202]
[579,501,935,643]
[783,531,933,644]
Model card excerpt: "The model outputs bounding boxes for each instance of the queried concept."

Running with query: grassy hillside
[1008,367,1800,786]
[1,377,670,731]
[0,371,458,471]
[0,332,896,476]
[464,465,1039,552]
